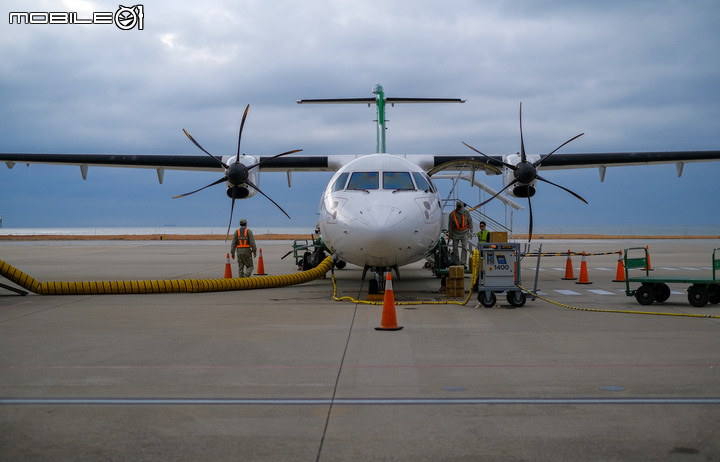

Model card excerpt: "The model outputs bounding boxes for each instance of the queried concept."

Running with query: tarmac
[1,238,719,461]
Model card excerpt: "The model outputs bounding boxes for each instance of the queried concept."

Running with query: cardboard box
[445,278,465,290]
[449,266,465,279]
[445,287,465,298]
[489,232,508,243]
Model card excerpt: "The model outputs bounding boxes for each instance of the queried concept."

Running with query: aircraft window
[347,171,379,190]
[412,172,433,192]
[383,172,415,190]
[331,172,349,192]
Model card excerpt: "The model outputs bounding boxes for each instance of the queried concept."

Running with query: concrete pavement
[1,239,719,461]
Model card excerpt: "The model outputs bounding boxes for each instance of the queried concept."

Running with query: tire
[708,284,719,304]
[688,285,709,307]
[368,279,379,295]
[507,291,526,308]
[479,291,496,308]
[635,284,655,305]
[335,260,346,270]
[654,283,671,303]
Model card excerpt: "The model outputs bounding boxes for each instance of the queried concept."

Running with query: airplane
[2,83,720,291]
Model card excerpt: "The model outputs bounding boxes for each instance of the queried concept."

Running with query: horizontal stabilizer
[297,98,375,104]
[386,97,465,104]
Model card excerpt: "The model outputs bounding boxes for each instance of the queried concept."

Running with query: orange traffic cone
[375,272,403,331]
[612,251,625,282]
[643,245,654,271]
[576,251,592,284]
[224,253,232,278]
[562,250,576,280]
[255,248,267,276]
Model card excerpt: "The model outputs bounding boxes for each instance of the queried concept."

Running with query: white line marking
[555,290,581,295]
[2,397,719,405]
[587,289,615,295]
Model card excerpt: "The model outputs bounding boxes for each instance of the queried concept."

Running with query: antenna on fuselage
[297,83,465,153]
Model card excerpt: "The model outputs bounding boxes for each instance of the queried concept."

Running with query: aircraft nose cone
[354,206,411,263]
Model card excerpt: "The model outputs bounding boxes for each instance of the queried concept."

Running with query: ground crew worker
[230,218,257,277]
[477,221,490,244]
[448,200,472,267]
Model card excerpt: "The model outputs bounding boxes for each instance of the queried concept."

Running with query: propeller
[463,103,587,241]
[173,104,302,239]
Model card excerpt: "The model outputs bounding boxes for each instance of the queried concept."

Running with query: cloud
[1,0,719,230]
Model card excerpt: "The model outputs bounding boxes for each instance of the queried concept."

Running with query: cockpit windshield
[339,170,435,192]
[347,172,379,190]
[412,172,434,193]
[383,172,414,190]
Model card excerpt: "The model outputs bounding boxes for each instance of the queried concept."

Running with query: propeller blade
[183,129,227,169]
[527,194,533,242]
[247,149,303,170]
[235,104,250,164]
[225,187,238,242]
[461,141,516,170]
[245,179,291,219]
[468,179,517,211]
[536,174,588,204]
[519,102,526,163]
[172,177,227,199]
[535,133,584,167]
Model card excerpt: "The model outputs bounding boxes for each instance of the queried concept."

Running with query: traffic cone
[255,248,267,276]
[612,251,625,282]
[576,251,592,284]
[375,272,403,331]
[562,250,576,280]
[643,245,654,271]
[224,253,232,278]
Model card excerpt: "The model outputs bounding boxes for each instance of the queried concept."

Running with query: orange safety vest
[236,228,250,248]
[452,210,469,231]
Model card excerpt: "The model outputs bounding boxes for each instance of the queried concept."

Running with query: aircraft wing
[433,150,720,173]
[0,153,335,176]
[533,150,720,170]
[3,150,720,177]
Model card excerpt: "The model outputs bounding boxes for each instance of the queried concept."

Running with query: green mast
[373,83,388,153]
[297,84,465,154]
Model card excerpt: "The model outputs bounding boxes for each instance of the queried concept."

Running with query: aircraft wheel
[479,291,496,308]
[708,284,719,304]
[368,279,379,295]
[507,291,526,308]
[635,284,655,305]
[654,283,671,303]
[688,285,709,307]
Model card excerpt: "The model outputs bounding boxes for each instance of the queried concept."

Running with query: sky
[1,0,719,234]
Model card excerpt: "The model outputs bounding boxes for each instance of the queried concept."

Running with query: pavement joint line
[2,397,720,405]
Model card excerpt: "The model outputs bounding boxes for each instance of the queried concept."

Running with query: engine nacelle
[226,185,250,198]
[512,184,536,197]
[221,154,260,199]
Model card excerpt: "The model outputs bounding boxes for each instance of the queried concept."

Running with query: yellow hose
[0,256,332,295]
[516,284,720,319]
[331,250,480,306]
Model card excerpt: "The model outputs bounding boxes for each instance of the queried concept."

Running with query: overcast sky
[1,0,719,233]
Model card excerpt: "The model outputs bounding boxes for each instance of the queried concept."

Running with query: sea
[0,226,315,236]
[0,225,717,237]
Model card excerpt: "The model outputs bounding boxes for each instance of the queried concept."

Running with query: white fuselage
[318,154,443,268]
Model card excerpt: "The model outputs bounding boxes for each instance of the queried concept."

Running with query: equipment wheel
[507,291,526,308]
[479,291,496,308]
[688,285,709,307]
[708,284,720,304]
[654,283,671,303]
[635,284,655,305]
[335,260,346,270]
